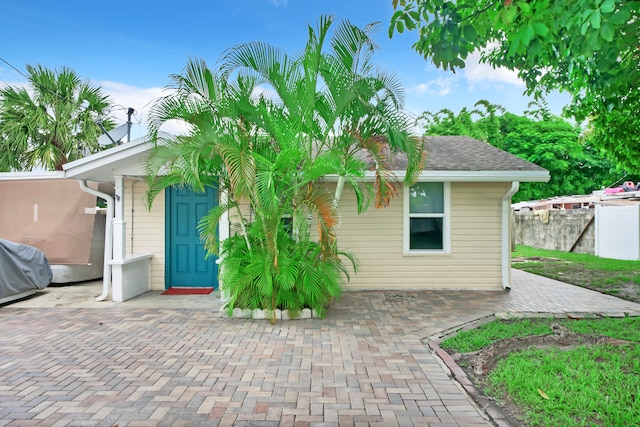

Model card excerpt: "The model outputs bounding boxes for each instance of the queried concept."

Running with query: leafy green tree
[419,102,627,202]
[390,0,640,170]
[0,64,113,171]
[500,114,623,202]
[146,16,423,322]
[417,99,505,145]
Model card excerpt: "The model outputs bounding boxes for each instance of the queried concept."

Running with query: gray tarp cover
[0,239,52,299]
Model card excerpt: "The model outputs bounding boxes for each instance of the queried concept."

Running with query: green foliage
[442,316,640,352]
[0,64,113,171]
[564,316,640,342]
[419,100,627,202]
[418,99,506,146]
[488,345,640,426]
[146,16,423,320]
[588,89,640,172]
[440,319,553,353]
[220,228,358,321]
[391,0,640,171]
[501,114,617,202]
[513,245,640,272]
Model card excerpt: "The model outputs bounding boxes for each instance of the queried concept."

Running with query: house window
[281,215,293,236]
[404,182,450,254]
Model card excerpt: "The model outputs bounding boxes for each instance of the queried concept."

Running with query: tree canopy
[390,0,640,170]
[0,64,113,171]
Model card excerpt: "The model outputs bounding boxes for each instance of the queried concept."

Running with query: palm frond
[197,199,237,255]
[217,143,256,201]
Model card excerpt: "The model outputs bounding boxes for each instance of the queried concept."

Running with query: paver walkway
[1,270,639,426]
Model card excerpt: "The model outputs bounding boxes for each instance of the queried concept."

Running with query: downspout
[501,181,519,290]
[79,180,114,301]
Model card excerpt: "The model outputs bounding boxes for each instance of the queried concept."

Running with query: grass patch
[440,319,553,352]
[562,316,640,342]
[443,317,640,426]
[487,345,640,427]
[442,317,640,353]
[512,246,640,272]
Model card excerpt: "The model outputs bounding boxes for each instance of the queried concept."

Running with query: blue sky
[1,0,569,138]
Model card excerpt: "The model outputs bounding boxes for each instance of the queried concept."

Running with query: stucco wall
[514,209,595,254]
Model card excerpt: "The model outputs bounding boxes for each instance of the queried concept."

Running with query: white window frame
[403,181,451,255]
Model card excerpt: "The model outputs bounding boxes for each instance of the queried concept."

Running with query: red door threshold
[162,288,214,295]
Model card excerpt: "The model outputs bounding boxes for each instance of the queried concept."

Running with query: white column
[113,175,126,261]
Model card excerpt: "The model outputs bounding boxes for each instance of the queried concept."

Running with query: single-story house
[0,134,549,301]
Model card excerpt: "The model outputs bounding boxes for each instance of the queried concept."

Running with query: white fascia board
[324,170,550,183]
[380,170,549,182]
[63,139,152,180]
[414,170,550,182]
[63,137,150,172]
[0,171,66,181]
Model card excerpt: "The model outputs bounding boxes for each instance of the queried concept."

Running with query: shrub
[220,223,358,323]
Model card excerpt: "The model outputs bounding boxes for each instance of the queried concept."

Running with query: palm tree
[0,64,113,171]
[221,16,424,211]
[145,16,424,321]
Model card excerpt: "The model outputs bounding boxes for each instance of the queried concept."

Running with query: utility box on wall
[595,204,640,260]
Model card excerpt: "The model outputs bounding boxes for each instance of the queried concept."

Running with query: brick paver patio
[1,270,639,426]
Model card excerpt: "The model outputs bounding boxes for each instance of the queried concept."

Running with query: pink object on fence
[605,188,625,194]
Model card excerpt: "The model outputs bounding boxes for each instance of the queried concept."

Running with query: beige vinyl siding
[335,181,507,290]
[227,200,252,237]
[124,179,166,290]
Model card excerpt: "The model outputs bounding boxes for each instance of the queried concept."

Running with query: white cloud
[410,77,456,97]
[463,50,524,88]
[99,81,170,138]
[268,0,288,7]
[0,80,28,91]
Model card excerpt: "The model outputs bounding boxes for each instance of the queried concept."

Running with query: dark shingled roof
[388,136,547,172]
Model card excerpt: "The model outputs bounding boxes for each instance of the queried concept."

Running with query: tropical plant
[389,0,640,171]
[220,227,357,320]
[417,100,506,145]
[146,16,424,322]
[0,64,113,171]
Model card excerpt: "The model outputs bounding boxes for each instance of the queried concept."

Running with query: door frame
[164,185,218,289]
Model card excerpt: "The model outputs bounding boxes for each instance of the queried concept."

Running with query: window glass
[410,182,444,214]
[409,218,443,250]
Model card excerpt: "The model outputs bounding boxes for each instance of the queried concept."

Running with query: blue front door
[166,186,218,289]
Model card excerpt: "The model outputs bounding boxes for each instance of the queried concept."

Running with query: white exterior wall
[335,182,507,290]
[124,179,166,290]
[595,204,640,260]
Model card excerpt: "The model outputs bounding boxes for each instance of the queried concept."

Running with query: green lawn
[440,317,640,426]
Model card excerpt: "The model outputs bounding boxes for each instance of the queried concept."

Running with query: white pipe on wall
[79,181,114,301]
[501,181,520,290]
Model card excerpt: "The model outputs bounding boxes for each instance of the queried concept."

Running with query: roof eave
[357,170,550,183]
[0,171,66,181]
[62,137,153,182]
